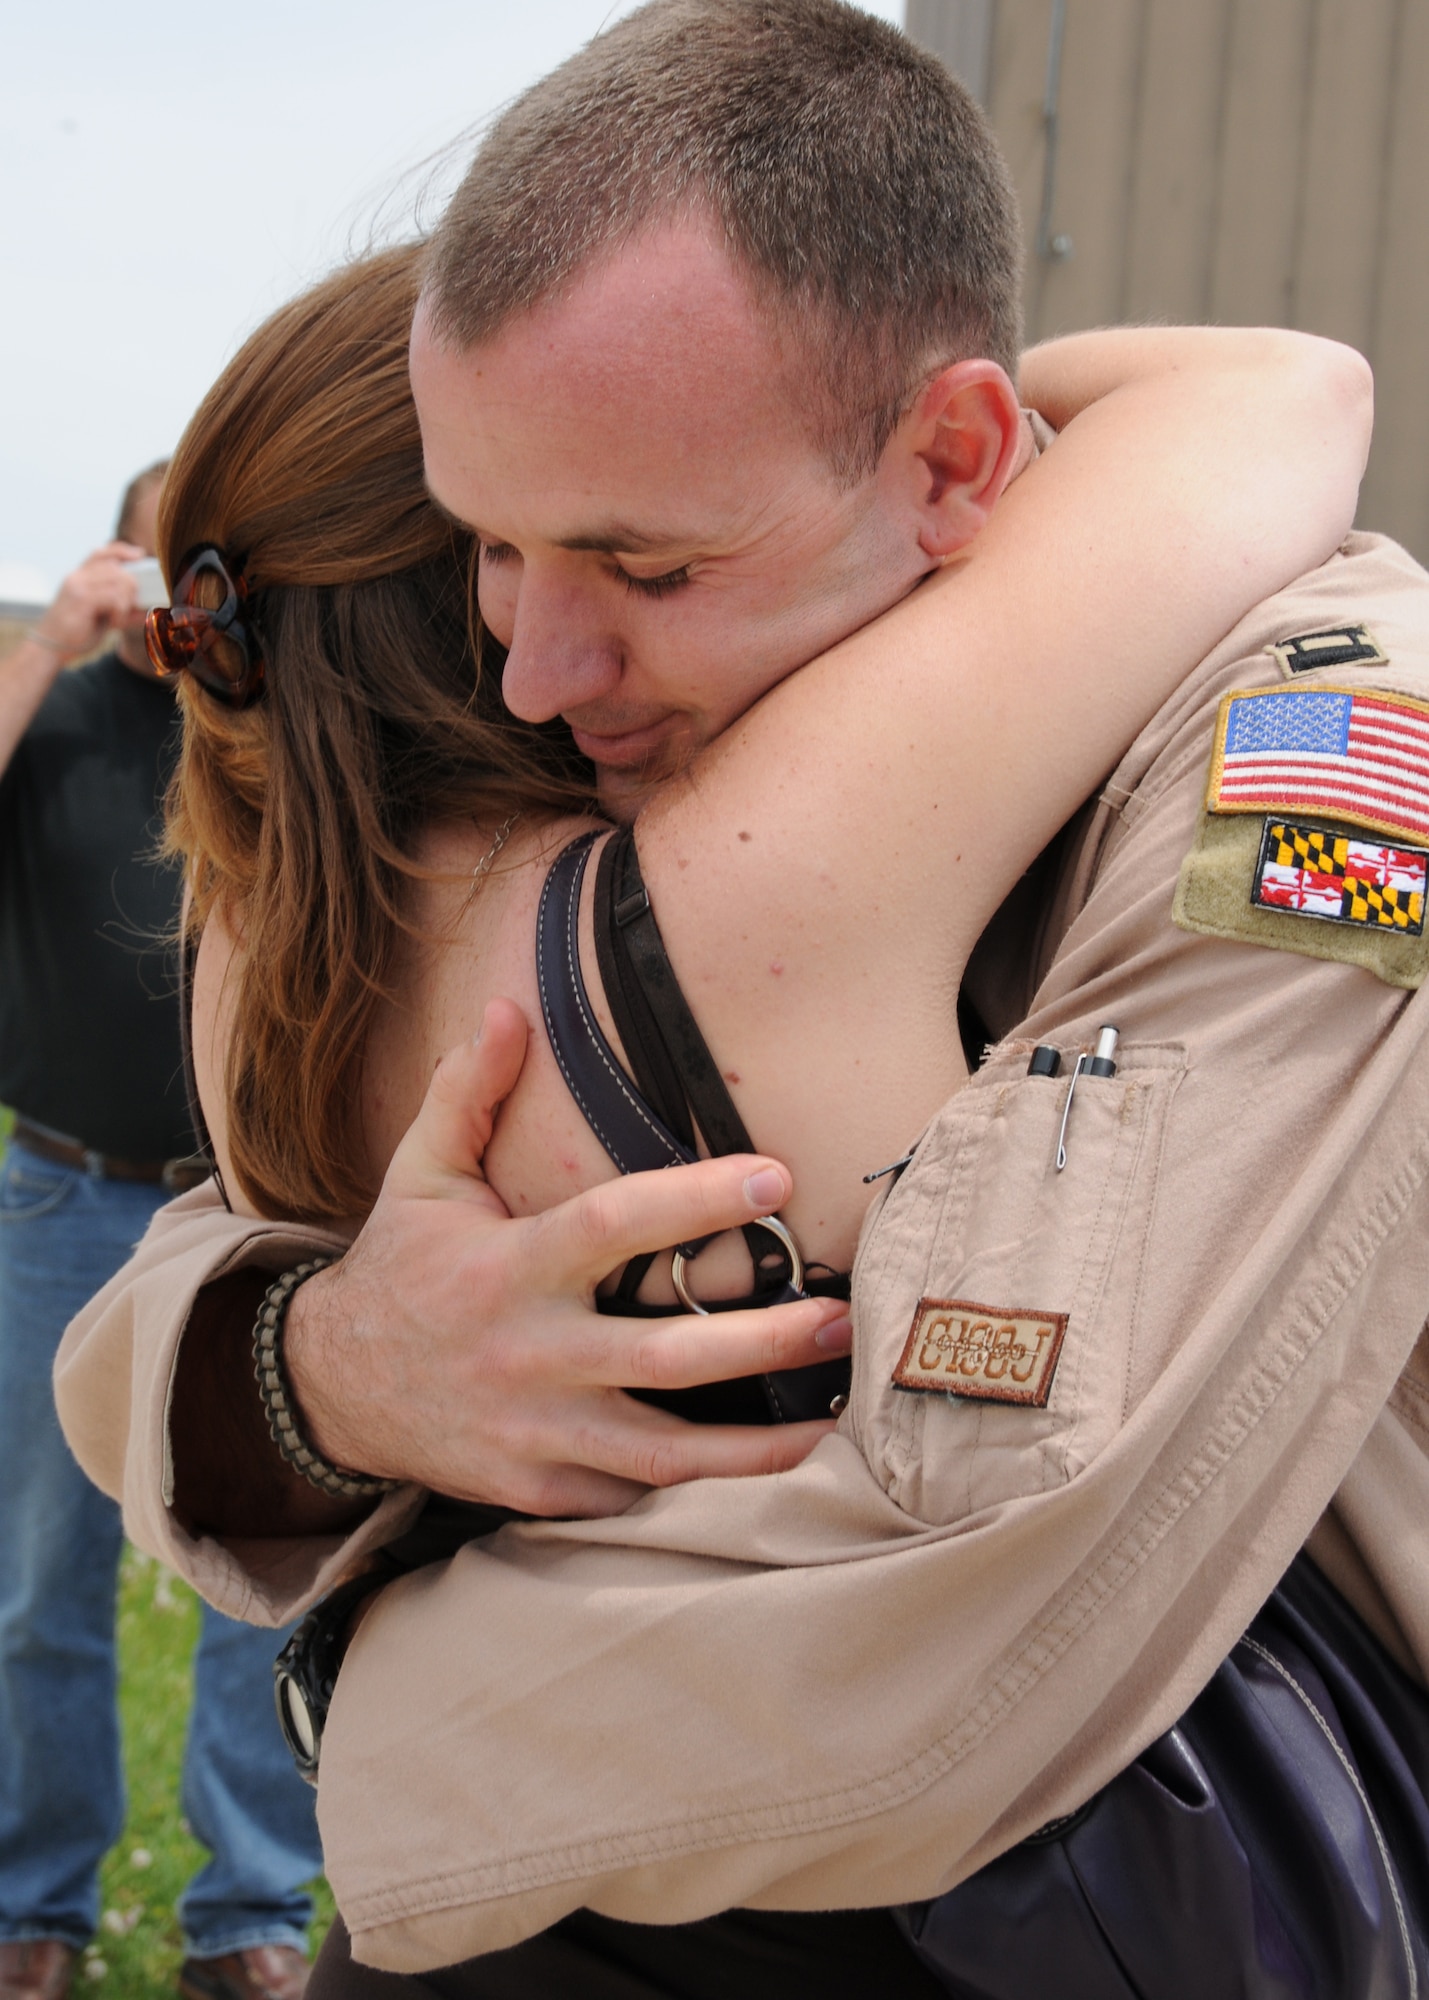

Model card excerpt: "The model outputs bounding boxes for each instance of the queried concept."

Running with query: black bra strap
[535,835,693,1177]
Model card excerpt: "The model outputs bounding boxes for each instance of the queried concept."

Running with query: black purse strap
[593,827,804,1298]
[536,828,799,1291]
[535,834,693,1177]
[535,829,849,1421]
[592,832,697,1154]
[594,825,756,1160]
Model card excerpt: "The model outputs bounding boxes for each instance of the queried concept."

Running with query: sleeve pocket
[848,1041,1186,1527]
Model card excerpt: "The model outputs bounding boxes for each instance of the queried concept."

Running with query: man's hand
[285,999,852,1517]
[0,542,153,780]
[30,540,150,663]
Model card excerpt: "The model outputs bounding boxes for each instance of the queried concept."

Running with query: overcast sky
[0,0,905,605]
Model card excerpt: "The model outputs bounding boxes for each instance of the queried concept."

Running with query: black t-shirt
[0,652,195,1159]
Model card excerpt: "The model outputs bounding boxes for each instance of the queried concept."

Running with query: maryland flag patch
[1253,821,1427,934]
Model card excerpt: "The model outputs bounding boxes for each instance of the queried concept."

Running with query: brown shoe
[178,1946,310,2000]
[0,1942,77,2000]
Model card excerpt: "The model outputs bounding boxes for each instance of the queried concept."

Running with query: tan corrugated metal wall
[906,0,1429,563]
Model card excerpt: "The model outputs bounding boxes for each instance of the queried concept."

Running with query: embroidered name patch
[1206,684,1429,845]
[1269,625,1387,676]
[1254,820,1427,933]
[893,1298,1067,1407]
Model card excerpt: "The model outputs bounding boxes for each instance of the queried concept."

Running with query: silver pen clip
[1055,1053,1087,1172]
[1056,1026,1119,1170]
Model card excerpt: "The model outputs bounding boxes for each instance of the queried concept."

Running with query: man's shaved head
[423,0,1021,481]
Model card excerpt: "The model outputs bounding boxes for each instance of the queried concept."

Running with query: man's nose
[496,568,625,725]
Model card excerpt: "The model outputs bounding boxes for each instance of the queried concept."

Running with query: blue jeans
[0,1140,322,1956]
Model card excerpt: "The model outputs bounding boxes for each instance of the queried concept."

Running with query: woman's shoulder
[363,810,614,1185]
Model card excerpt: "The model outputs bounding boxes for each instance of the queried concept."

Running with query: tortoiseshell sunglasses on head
[145,545,266,707]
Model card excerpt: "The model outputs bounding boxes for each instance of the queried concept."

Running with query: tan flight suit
[55,531,1429,1973]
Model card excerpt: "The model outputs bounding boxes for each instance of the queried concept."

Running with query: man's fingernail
[815,1316,852,1353]
[744,1166,787,1210]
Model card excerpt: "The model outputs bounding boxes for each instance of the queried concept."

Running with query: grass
[88,1548,334,1998]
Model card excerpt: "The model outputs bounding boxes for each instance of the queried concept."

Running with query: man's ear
[898,360,1024,560]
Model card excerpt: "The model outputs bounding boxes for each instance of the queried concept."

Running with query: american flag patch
[1207,684,1429,844]
[1253,821,1428,934]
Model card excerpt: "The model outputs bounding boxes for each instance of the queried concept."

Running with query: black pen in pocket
[1056,1026,1119,1170]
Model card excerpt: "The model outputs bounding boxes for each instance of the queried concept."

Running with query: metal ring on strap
[670,1214,805,1316]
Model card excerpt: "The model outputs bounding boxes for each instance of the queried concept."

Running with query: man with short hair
[55,4,1429,1995]
[0,470,322,2000]
[414,0,1022,813]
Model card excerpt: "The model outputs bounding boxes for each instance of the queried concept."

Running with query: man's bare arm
[0,543,149,774]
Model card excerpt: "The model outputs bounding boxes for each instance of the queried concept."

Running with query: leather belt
[11,1119,212,1194]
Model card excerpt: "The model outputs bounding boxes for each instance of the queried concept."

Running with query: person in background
[0,467,322,2000]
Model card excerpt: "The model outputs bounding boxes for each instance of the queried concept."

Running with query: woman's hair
[160,241,589,1222]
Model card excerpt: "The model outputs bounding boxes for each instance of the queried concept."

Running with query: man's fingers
[574,1295,851,1390]
[386,999,530,1193]
[515,1463,651,1520]
[575,1404,836,1490]
[531,1154,796,1289]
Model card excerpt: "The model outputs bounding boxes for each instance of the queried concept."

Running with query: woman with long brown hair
[161,246,589,1223]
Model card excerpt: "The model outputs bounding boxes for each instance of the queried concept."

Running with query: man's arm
[167,1265,367,1540]
[57,1004,851,1617]
[0,634,67,777]
[54,1176,385,1626]
[0,544,148,774]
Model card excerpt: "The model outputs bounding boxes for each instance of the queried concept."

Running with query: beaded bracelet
[252,1260,399,1501]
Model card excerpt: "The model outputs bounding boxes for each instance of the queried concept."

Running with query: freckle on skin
[724,1071,741,1084]
[738,831,752,842]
